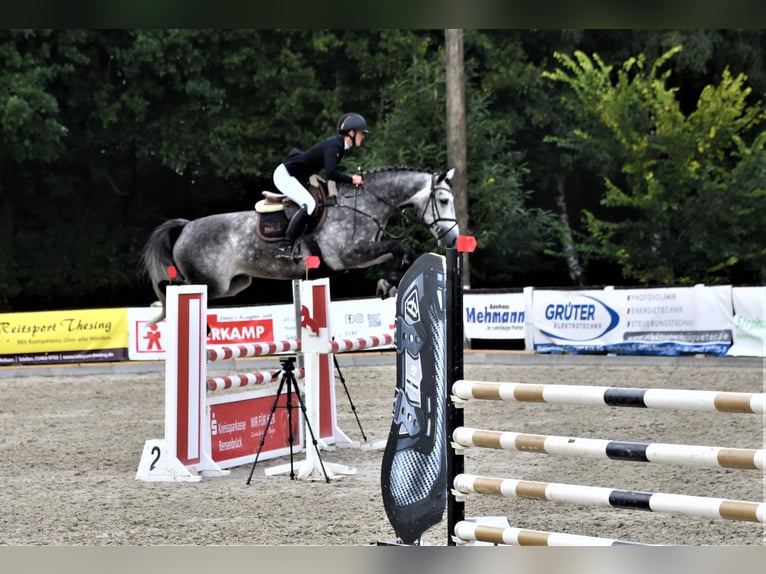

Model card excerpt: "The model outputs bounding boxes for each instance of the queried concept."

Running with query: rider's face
[354,131,365,147]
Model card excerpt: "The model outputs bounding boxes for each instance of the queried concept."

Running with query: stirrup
[275,242,296,259]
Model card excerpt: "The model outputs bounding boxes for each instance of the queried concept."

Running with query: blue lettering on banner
[539,295,620,342]
[544,303,596,321]
[465,306,524,325]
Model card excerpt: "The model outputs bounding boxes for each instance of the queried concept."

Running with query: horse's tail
[141,218,190,324]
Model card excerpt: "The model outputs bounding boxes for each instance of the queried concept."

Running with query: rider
[273,112,368,257]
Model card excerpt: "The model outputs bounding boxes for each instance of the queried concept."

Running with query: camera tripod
[246,356,330,484]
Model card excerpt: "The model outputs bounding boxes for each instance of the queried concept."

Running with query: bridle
[329,171,458,242]
[419,173,459,243]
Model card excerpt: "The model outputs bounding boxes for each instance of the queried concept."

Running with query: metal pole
[292,279,304,371]
[445,247,465,545]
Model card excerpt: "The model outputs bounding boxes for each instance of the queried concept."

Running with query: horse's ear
[443,168,455,184]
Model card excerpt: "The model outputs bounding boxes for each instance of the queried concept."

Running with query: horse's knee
[394,245,415,272]
[402,245,416,263]
[386,270,402,285]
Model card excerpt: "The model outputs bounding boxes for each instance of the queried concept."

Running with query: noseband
[419,173,459,242]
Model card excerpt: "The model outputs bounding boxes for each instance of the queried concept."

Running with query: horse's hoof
[376,279,397,299]
[376,279,390,298]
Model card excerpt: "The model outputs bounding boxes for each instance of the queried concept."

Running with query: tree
[0,30,84,306]
[4,31,764,312]
[544,46,766,285]
[363,31,558,287]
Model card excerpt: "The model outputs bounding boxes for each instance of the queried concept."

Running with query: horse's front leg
[372,242,415,299]
[327,239,412,299]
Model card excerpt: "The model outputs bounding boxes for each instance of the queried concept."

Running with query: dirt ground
[0,354,764,547]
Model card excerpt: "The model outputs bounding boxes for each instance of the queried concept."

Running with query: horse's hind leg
[179,266,252,301]
[199,276,252,301]
[225,274,253,299]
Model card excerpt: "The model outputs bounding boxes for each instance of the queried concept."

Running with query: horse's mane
[336,165,430,189]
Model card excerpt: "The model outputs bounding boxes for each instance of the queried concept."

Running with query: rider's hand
[351,174,364,186]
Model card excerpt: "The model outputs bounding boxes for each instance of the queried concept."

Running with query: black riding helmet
[337,112,369,136]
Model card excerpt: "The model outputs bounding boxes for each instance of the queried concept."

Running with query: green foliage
[359,32,557,285]
[545,45,766,285]
[1,30,765,311]
[0,30,70,162]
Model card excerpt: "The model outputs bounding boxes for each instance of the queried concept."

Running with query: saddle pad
[256,210,288,241]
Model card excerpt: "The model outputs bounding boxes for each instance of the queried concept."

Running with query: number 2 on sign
[149,445,161,470]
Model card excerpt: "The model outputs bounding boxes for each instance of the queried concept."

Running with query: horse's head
[412,168,460,248]
[355,166,460,248]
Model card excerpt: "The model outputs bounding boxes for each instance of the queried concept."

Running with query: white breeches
[273,163,317,215]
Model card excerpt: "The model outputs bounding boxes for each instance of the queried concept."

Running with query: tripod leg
[285,374,296,480]
[246,377,285,485]
[288,372,331,483]
[333,354,367,442]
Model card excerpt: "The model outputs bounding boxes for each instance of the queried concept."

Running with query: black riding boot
[276,205,310,257]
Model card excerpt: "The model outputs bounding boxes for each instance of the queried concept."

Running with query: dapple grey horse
[141,166,459,322]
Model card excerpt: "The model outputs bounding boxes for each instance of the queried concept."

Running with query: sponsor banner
[6,286,755,363]
[128,297,396,361]
[532,286,733,356]
[0,308,128,365]
[463,291,526,340]
[208,388,303,469]
[607,285,733,356]
[329,296,396,341]
[129,304,295,361]
[727,286,766,357]
[532,289,621,353]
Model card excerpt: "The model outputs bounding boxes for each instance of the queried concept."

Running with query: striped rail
[329,333,394,353]
[207,367,306,392]
[206,332,394,362]
[207,339,301,361]
[438,246,765,546]
[452,427,766,470]
[452,380,766,414]
[453,474,766,523]
[453,521,648,546]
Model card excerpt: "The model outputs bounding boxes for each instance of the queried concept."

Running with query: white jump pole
[136,284,228,481]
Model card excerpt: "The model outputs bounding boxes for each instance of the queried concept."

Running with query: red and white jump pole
[136,285,229,482]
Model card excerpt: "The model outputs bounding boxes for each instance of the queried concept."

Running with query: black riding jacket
[282,135,354,186]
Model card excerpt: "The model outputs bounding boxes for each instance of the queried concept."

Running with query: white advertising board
[128,296,395,361]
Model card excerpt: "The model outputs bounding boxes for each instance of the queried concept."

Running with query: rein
[328,171,458,241]
[323,185,389,238]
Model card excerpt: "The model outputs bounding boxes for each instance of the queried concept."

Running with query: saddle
[254,175,334,242]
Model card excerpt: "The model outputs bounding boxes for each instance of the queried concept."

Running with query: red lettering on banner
[206,315,274,344]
